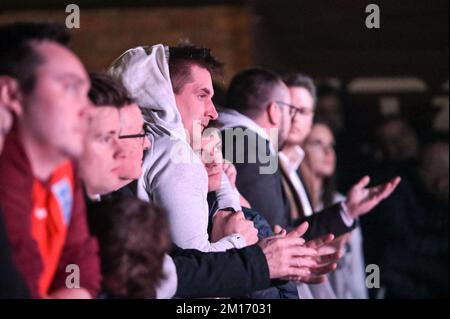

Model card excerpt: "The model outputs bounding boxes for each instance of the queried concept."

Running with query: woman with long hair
[301,119,368,299]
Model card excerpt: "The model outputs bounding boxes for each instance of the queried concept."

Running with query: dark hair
[314,118,337,209]
[283,72,317,104]
[301,117,337,210]
[316,83,341,99]
[312,114,335,130]
[168,41,224,94]
[226,68,284,117]
[89,73,133,108]
[0,21,70,93]
[88,196,170,299]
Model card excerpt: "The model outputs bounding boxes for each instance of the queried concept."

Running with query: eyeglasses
[275,101,314,119]
[305,139,336,152]
[118,125,150,140]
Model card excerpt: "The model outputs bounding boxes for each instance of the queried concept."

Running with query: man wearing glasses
[278,73,317,224]
[89,72,335,299]
[116,106,151,189]
[219,67,400,243]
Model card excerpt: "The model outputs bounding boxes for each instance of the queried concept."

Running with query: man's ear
[0,76,24,117]
[267,101,279,125]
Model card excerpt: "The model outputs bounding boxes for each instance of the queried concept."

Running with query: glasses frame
[118,125,150,140]
[275,101,315,119]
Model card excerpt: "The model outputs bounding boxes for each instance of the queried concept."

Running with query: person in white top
[279,72,392,298]
[301,120,368,299]
[278,73,337,299]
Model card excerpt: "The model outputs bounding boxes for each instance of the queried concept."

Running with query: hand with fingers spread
[345,176,401,219]
[211,210,259,245]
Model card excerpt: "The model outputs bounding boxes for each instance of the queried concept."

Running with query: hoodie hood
[108,44,186,141]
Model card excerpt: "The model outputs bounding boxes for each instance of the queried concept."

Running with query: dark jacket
[222,127,353,241]
[171,244,271,298]
[362,168,449,298]
[207,192,298,299]
[0,212,29,298]
[102,183,272,298]
[0,127,100,298]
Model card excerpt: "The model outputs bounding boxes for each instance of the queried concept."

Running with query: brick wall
[0,4,251,84]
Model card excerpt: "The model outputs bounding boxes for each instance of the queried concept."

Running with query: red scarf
[31,161,74,297]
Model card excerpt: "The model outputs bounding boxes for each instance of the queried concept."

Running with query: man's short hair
[0,21,70,93]
[168,42,223,94]
[283,72,317,103]
[89,73,133,108]
[226,68,284,117]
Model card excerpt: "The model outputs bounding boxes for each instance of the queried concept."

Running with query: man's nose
[79,98,93,117]
[113,138,125,159]
[206,100,218,120]
[78,101,93,132]
[324,145,334,155]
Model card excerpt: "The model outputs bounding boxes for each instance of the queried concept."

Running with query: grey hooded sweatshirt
[109,44,245,252]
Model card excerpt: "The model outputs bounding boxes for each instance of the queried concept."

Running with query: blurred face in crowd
[376,119,419,162]
[200,130,223,192]
[0,104,13,153]
[316,94,344,133]
[285,86,315,146]
[79,107,123,196]
[20,41,91,159]
[420,142,449,201]
[303,123,336,178]
[174,65,218,147]
[116,103,151,185]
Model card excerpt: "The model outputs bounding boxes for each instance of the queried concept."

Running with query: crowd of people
[0,21,445,299]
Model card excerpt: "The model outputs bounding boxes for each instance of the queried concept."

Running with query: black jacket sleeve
[171,244,271,298]
[294,203,355,241]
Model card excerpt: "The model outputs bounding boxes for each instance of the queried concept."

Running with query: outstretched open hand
[345,176,401,219]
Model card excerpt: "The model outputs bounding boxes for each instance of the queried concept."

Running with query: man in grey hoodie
[109,43,265,252]
[108,43,338,296]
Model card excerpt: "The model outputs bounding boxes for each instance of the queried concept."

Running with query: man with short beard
[220,68,400,242]
[108,48,336,297]
[109,43,260,252]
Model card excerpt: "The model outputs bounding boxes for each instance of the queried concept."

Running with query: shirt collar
[279,145,305,172]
